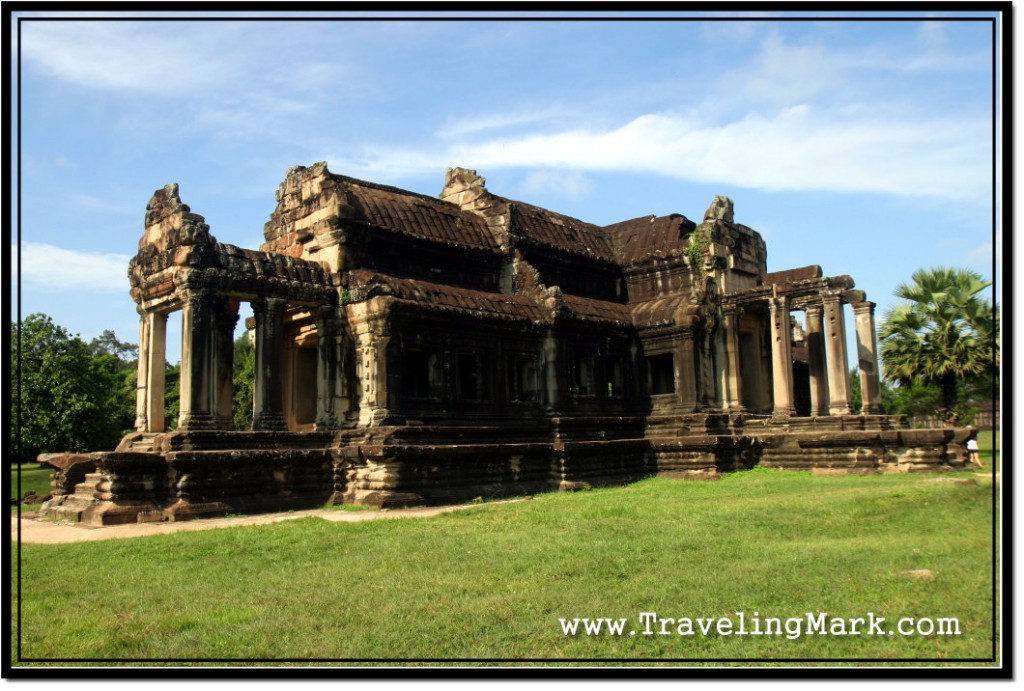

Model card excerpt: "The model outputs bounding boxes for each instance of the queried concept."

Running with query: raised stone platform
[38,420,971,525]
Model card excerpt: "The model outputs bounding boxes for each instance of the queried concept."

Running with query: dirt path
[12,499,525,545]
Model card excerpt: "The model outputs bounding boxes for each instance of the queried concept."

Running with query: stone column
[822,290,851,415]
[211,298,239,429]
[134,311,150,432]
[676,332,699,412]
[852,300,883,414]
[179,290,216,430]
[354,324,391,427]
[721,307,744,411]
[804,304,830,416]
[337,325,355,422]
[252,296,287,430]
[768,296,795,417]
[314,306,339,431]
[146,312,168,433]
[134,310,169,433]
[541,332,561,414]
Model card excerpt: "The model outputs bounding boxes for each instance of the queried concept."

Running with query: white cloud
[17,243,132,293]
[20,22,236,94]
[718,32,839,108]
[331,106,991,202]
[439,107,574,140]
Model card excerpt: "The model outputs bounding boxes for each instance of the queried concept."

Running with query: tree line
[9,267,998,463]
[10,314,256,463]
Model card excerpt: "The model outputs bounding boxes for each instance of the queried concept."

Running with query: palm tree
[879,267,997,423]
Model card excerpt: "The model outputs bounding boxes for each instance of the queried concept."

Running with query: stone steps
[130,433,160,452]
[39,473,105,522]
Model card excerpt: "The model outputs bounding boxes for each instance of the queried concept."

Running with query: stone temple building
[40,163,967,524]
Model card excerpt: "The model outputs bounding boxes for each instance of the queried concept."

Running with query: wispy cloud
[519,169,592,201]
[69,193,135,214]
[20,22,237,94]
[17,243,132,293]
[19,21,364,155]
[717,32,840,109]
[439,107,575,139]
[330,25,990,202]
[329,106,991,202]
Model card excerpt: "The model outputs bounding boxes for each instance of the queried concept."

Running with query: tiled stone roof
[561,294,633,326]
[603,214,696,265]
[347,270,547,323]
[500,198,617,263]
[337,176,501,253]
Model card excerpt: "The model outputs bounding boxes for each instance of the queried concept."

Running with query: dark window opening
[458,352,491,401]
[647,353,676,395]
[606,357,624,398]
[571,351,596,397]
[294,347,318,425]
[404,349,442,399]
[506,356,538,402]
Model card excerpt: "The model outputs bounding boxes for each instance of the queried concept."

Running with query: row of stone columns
[134,293,344,434]
[720,291,882,418]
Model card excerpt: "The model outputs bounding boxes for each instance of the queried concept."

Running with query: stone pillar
[768,296,794,417]
[134,310,168,433]
[179,291,216,430]
[541,332,561,414]
[371,335,390,415]
[146,312,168,433]
[721,307,743,411]
[134,311,150,432]
[676,332,699,413]
[697,326,717,408]
[211,298,239,429]
[853,300,883,414]
[252,296,287,430]
[337,328,355,422]
[822,290,851,415]
[314,306,339,431]
[804,304,830,416]
[354,325,390,427]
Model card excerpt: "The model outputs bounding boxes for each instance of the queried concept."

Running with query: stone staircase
[38,473,105,522]
[129,433,161,452]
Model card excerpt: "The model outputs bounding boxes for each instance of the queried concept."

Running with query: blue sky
[12,10,1001,367]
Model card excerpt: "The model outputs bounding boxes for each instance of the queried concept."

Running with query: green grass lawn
[11,462,998,666]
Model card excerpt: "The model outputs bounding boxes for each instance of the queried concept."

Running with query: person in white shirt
[965,430,982,468]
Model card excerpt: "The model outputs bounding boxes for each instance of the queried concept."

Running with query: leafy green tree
[12,314,134,462]
[879,267,997,423]
[888,380,942,418]
[164,364,180,431]
[89,329,138,366]
[232,333,255,430]
[849,367,862,414]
